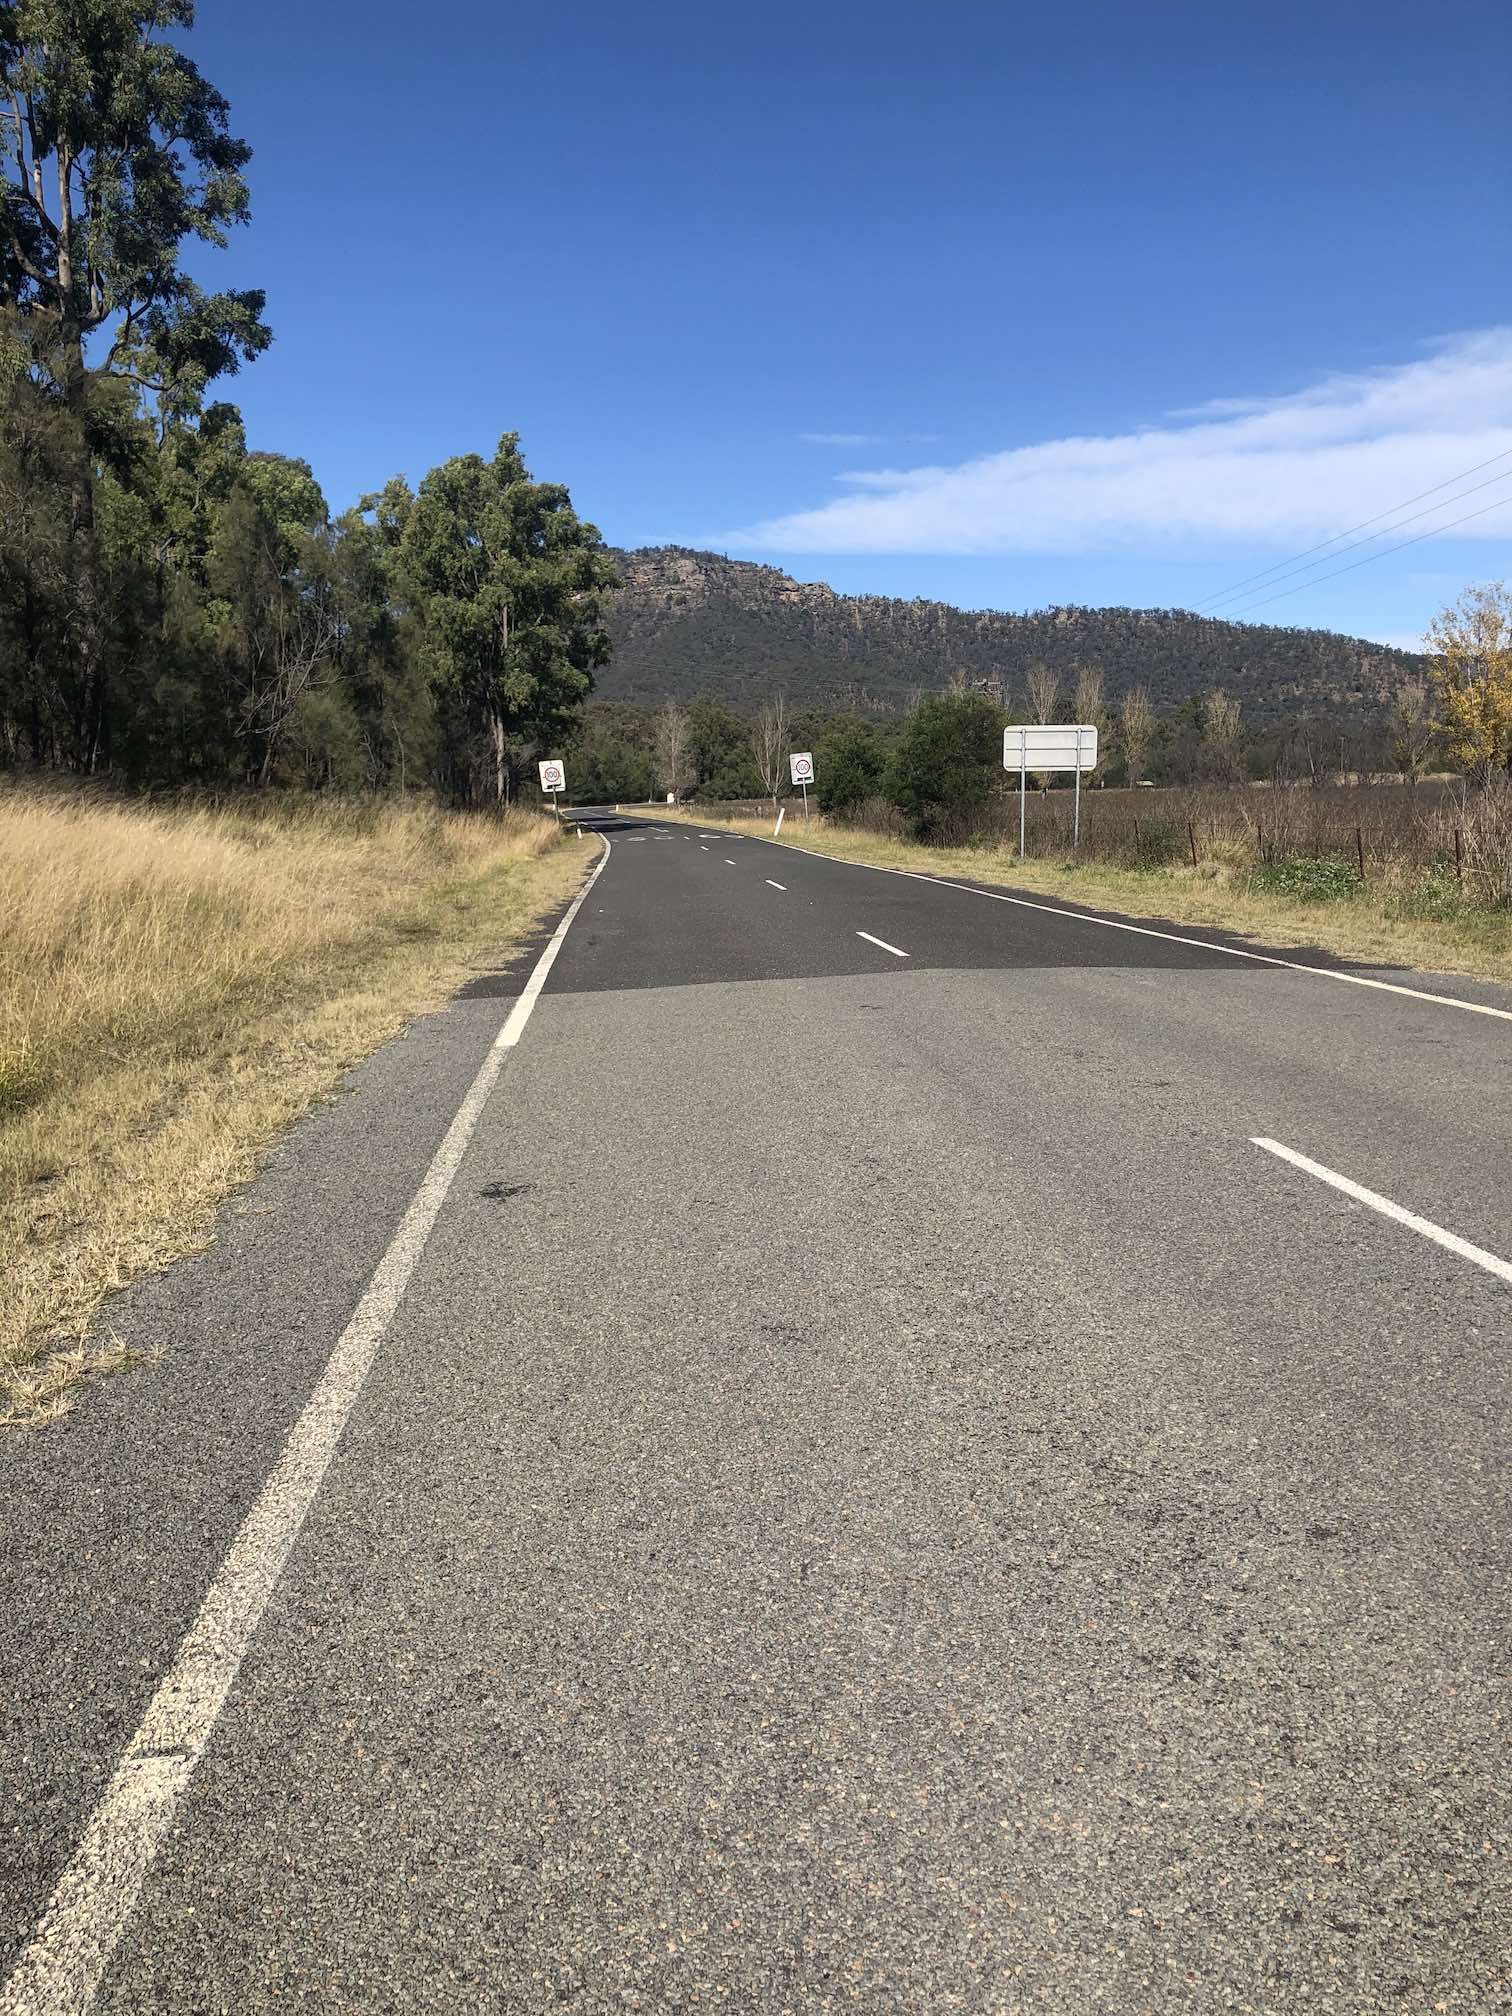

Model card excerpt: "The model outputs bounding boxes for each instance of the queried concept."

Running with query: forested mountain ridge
[600,546,1425,722]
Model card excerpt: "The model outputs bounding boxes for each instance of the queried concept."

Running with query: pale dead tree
[1389,679,1434,787]
[752,694,789,810]
[1073,661,1108,781]
[654,700,691,800]
[1119,686,1155,787]
[1201,688,1244,786]
[1025,659,1060,724]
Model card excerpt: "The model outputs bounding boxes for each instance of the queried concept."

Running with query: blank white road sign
[538,759,566,792]
[790,751,815,785]
[1003,724,1099,772]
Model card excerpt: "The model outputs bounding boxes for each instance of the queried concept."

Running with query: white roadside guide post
[789,750,815,823]
[538,757,566,820]
[1001,725,1098,857]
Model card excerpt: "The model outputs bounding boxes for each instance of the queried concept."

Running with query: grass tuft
[1248,857,1361,904]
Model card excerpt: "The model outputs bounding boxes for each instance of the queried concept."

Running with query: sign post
[1002,726,1099,857]
[789,750,815,822]
[537,758,566,819]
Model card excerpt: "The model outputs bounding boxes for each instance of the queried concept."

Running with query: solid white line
[857,930,909,958]
[0,836,613,2016]
[765,880,787,891]
[740,835,1512,1026]
[1251,1137,1512,1286]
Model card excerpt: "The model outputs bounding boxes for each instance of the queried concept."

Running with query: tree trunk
[22,579,45,767]
[490,707,506,807]
[61,326,106,773]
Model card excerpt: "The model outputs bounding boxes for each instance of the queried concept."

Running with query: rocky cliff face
[600,546,1423,723]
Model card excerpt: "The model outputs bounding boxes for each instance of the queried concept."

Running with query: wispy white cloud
[751,333,1512,556]
[798,430,942,448]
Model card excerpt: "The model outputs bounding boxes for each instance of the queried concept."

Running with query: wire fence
[969,780,1512,909]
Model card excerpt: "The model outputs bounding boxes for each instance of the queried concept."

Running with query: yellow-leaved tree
[1426,582,1512,784]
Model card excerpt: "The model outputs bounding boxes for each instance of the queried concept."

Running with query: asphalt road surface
[3,809,1509,2014]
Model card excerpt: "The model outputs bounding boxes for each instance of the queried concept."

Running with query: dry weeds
[1,786,587,1425]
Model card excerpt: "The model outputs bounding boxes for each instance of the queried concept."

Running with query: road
[2,808,1509,2013]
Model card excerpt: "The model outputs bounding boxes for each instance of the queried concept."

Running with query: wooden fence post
[1355,824,1366,883]
[1187,816,1198,868]
[1454,826,1464,885]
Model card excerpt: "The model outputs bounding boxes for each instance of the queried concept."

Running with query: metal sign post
[1003,725,1098,857]
[537,758,566,818]
[789,751,815,822]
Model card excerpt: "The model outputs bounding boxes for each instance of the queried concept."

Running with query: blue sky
[185,0,1511,647]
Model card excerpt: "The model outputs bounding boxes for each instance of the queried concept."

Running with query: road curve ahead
[2,808,1509,2013]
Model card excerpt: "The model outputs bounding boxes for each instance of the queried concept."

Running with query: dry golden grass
[1,785,589,1425]
[639,801,1512,986]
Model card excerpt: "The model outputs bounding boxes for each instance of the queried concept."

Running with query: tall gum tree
[0,0,269,766]
[400,433,616,806]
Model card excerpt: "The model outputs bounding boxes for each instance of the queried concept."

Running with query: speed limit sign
[789,751,815,786]
[538,759,566,794]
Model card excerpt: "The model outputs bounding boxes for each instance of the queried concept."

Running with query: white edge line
[0,833,613,2016]
[765,880,787,891]
[857,930,909,958]
[722,829,1512,1026]
[1251,1137,1512,1285]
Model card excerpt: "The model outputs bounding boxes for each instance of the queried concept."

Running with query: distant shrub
[817,718,887,819]
[1388,868,1470,923]
[1128,819,1185,868]
[1249,856,1360,903]
[884,690,1004,840]
[851,793,909,838]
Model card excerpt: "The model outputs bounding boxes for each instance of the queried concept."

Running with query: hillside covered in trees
[601,547,1425,723]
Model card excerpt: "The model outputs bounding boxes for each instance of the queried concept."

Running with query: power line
[1193,442,1512,612]
[1222,495,1512,622]
[1200,464,1512,615]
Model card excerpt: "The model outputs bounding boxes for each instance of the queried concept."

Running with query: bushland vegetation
[1,7,613,805]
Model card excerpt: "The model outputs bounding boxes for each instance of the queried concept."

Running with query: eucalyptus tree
[0,0,269,765]
[334,477,433,790]
[400,434,616,805]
